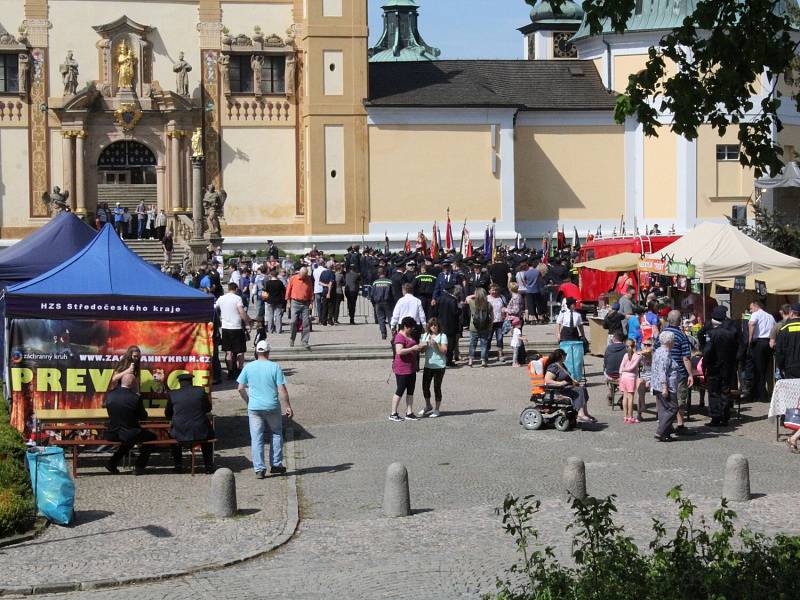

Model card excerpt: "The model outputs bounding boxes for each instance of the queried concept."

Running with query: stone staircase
[97,184,157,211]
[123,238,174,267]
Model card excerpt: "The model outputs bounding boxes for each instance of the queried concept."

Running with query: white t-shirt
[313,265,326,294]
[556,309,582,328]
[511,327,522,348]
[215,293,245,330]
[230,270,241,287]
[750,308,776,340]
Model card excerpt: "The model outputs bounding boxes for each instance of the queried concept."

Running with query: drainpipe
[602,36,612,91]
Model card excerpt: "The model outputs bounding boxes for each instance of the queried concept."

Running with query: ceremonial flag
[436,220,443,255]
[572,226,581,250]
[384,231,390,255]
[557,226,566,251]
[417,231,427,255]
[467,237,473,258]
[430,222,439,259]
[404,233,410,253]
[514,232,521,250]
[461,225,471,257]
[483,226,491,258]
[490,219,497,262]
[542,231,550,265]
[445,210,454,252]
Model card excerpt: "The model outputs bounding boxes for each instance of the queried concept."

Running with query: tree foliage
[729,201,800,257]
[548,0,800,177]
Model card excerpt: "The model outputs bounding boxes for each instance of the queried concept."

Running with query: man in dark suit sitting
[166,373,215,474]
[105,372,180,475]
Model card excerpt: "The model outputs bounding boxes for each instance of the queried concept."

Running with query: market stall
[4,225,214,434]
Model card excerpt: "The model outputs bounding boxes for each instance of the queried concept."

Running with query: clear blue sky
[367,0,532,59]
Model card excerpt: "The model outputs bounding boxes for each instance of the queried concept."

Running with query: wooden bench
[48,435,217,477]
[36,410,216,477]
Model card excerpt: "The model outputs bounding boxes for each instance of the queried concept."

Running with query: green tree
[547,0,800,176]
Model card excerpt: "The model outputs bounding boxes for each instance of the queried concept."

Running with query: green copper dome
[527,0,584,24]
[369,0,441,63]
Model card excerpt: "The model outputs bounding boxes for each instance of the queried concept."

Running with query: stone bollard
[563,457,587,502]
[383,462,411,517]
[722,454,751,502]
[209,468,237,517]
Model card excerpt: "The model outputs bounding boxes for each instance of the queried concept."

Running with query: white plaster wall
[324,124,344,224]
[0,1,26,38]
[221,2,294,37]
[0,128,30,228]
[220,127,296,224]
[323,51,344,96]
[49,129,63,191]
[48,1,201,97]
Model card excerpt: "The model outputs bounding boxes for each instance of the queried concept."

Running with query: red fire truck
[576,234,680,305]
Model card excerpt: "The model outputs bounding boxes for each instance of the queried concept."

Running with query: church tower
[369,0,441,62]
[296,0,369,236]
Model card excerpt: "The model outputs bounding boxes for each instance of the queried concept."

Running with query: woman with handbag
[555,297,586,381]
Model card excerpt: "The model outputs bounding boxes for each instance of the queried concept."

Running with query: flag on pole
[384,231,390,255]
[404,233,411,253]
[490,219,497,262]
[436,219,443,255]
[417,231,427,255]
[572,226,581,250]
[514,232,521,250]
[542,231,550,265]
[445,210,454,252]
[467,237,473,258]
[461,225,471,257]
[557,226,566,251]
[483,226,491,258]
[430,221,439,259]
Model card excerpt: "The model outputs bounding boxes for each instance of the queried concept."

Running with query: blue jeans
[248,410,283,472]
[469,330,490,362]
[137,218,145,238]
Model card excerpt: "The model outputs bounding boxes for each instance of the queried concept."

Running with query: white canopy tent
[645,222,800,283]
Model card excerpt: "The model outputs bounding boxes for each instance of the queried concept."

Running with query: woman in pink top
[619,339,642,423]
[389,317,426,422]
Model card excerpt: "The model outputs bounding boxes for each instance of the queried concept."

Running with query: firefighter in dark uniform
[370,267,394,340]
[413,263,437,319]
[776,303,800,379]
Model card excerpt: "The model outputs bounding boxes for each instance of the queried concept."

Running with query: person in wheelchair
[544,348,596,423]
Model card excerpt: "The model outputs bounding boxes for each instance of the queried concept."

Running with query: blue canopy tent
[5,224,212,322]
[0,212,97,368]
[4,225,214,432]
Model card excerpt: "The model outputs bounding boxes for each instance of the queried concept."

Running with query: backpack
[472,304,492,330]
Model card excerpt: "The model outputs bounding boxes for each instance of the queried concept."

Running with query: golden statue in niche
[116,41,136,88]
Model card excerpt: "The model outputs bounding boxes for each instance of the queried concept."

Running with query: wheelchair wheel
[554,414,573,432]
[520,407,544,430]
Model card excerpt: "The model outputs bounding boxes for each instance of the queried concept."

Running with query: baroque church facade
[0,0,797,248]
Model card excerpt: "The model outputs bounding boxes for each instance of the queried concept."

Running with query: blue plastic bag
[26,447,75,526]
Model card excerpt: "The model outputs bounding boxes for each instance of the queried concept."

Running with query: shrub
[0,399,35,538]
[0,488,35,537]
[487,487,800,600]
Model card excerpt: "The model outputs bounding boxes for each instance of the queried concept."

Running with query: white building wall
[220,127,296,225]
[220,2,294,38]
[0,1,26,37]
[0,129,30,228]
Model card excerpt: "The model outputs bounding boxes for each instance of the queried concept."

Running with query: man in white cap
[113,202,124,237]
[237,340,293,479]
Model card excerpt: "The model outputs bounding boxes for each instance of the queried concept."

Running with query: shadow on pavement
[441,409,495,417]
[3,524,173,549]
[289,462,353,477]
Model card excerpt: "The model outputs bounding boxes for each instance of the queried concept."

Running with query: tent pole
[702,282,706,324]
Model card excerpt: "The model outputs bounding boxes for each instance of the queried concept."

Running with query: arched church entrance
[97,140,157,185]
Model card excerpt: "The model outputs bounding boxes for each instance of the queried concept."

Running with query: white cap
[256,340,271,353]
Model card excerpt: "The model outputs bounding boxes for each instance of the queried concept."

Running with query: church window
[229,55,286,95]
[716,144,740,161]
[0,54,19,93]
[552,32,577,59]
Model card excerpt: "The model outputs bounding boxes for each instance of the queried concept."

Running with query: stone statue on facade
[173,51,192,96]
[285,54,296,97]
[218,53,230,96]
[18,53,29,96]
[251,54,263,95]
[191,128,203,158]
[116,41,136,88]
[202,185,227,236]
[42,186,70,216]
[59,51,79,96]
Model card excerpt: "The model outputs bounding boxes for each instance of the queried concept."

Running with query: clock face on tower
[553,32,578,59]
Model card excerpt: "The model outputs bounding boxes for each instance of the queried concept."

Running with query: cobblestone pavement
[0,388,292,592]
[15,329,800,599]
